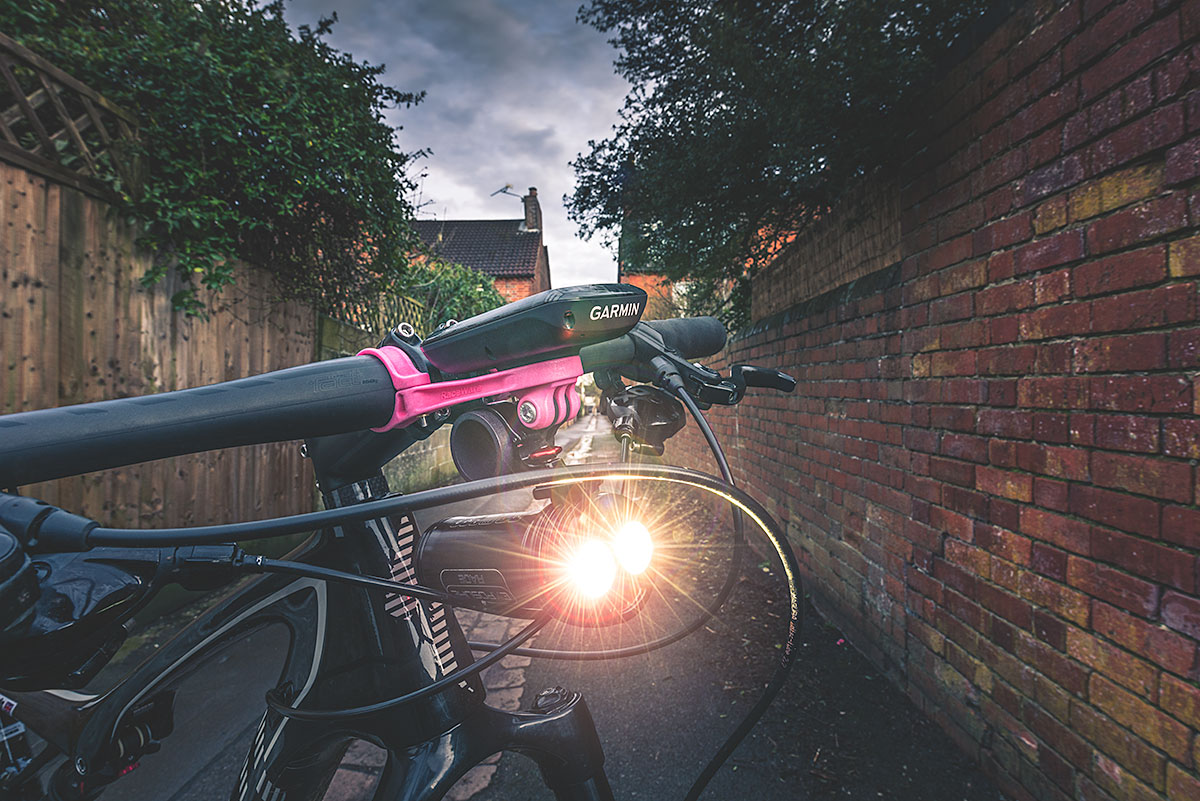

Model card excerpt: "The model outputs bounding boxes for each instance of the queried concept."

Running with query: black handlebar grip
[0,357,397,487]
[643,317,727,358]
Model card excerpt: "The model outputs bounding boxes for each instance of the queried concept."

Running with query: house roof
[413,218,541,278]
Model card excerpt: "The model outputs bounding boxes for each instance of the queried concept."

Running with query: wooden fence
[0,159,318,527]
[0,32,141,203]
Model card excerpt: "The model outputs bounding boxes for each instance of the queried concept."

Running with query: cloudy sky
[283,0,631,287]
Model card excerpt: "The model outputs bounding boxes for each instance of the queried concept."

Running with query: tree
[1,0,424,315]
[570,0,991,329]
[401,259,506,333]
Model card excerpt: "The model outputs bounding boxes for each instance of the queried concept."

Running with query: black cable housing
[263,615,549,721]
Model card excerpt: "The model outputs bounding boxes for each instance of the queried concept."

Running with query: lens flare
[612,521,653,575]
[564,540,617,598]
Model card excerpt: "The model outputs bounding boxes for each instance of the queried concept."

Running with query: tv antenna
[490,184,521,198]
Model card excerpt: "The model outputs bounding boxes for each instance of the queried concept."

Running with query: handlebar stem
[360,346,583,432]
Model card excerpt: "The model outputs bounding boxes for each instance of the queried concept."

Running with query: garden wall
[673,2,1200,799]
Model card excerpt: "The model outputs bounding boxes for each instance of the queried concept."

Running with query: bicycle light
[415,492,651,626]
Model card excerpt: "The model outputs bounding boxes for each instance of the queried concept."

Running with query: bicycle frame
[0,287,789,801]
[3,464,615,801]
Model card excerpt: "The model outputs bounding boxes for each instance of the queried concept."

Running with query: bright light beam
[612,520,653,575]
[564,540,617,598]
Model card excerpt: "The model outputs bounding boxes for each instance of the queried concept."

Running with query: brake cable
[263,614,551,722]
[85,457,800,799]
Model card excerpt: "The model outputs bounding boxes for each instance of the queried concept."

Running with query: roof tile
[413,219,540,277]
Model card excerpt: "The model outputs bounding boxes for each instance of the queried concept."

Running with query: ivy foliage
[1,0,423,315]
[401,258,506,333]
[570,0,992,329]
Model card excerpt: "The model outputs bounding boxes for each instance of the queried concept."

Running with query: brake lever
[732,364,797,393]
[668,363,796,406]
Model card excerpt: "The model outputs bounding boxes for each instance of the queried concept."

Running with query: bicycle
[0,283,799,801]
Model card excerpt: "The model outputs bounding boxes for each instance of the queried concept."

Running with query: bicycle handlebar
[578,317,726,371]
[0,288,730,489]
[0,357,395,488]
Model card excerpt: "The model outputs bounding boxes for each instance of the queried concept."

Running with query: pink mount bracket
[359,346,583,433]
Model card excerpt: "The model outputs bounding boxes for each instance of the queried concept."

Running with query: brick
[979,408,1033,438]
[1021,154,1086,205]
[931,350,977,376]
[1033,412,1070,443]
[1068,483,1160,538]
[1092,414,1159,453]
[1017,376,1089,408]
[1013,84,1080,142]
[979,281,1035,316]
[1010,1,1081,75]
[979,344,1036,375]
[1034,195,1068,234]
[1163,419,1200,459]
[1069,558,1161,617]
[1033,608,1068,650]
[1091,674,1192,760]
[1162,505,1200,550]
[1167,763,1200,801]
[1091,104,1187,174]
[930,292,974,324]
[1090,284,1195,333]
[1072,246,1167,297]
[1032,543,1069,581]
[976,524,1032,565]
[1092,451,1193,503]
[1167,328,1200,368]
[1020,571,1091,625]
[1168,232,1200,277]
[1074,333,1167,372]
[927,234,974,272]
[1034,477,1071,511]
[1160,672,1200,733]
[1161,591,1200,640]
[1017,443,1090,481]
[990,439,1018,469]
[973,214,1033,256]
[1013,230,1087,275]
[1092,527,1195,591]
[1088,753,1163,801]
[1020,303,1092,340]
[1086,195,1190,255]
[941,433,989,463]
[1036,341,1073,373]
[940,261,988,295]
[1093,601,1198,676]
[1021,506,1092,553]
[1080,13,1182,101]
[1089,375,1193,413]
[977,466,1033,502]
[1035,269,1072,304]
[1165,135,1200,185]
[1068,0,1154,67]
[1068,629,1157,698]
[1068,164,1165,223]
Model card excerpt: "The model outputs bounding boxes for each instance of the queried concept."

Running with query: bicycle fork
[371,688,613,801]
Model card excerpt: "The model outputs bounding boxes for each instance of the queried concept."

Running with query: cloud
[285,0,629,286]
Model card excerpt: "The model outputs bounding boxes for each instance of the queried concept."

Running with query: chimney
[522,187,541,232]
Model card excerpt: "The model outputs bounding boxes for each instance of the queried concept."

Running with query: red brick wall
[673,3,1200,800]
[494,276,535,303]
